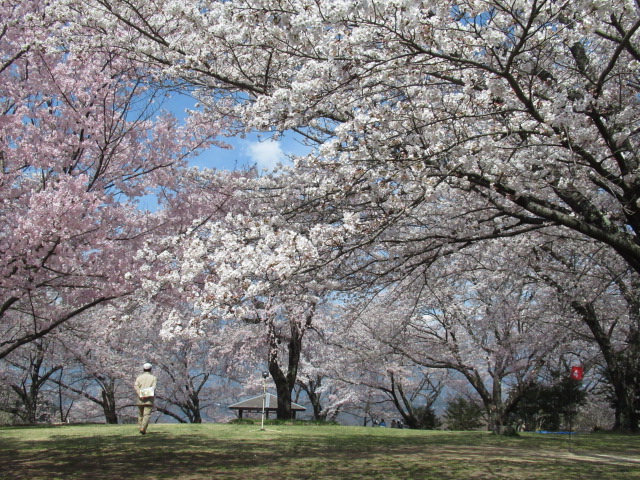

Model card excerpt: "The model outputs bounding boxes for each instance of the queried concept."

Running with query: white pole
[260,375,267,431]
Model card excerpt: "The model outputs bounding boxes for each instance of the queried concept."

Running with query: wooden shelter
[229,393,306,419]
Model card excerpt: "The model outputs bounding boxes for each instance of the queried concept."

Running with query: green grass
[0,423,639,479]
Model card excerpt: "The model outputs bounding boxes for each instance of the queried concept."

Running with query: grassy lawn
[1,423,639,479]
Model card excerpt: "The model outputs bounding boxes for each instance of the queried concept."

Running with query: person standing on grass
[134,363,157,435]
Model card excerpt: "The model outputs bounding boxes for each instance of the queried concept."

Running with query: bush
[443,397,484,431]
[512,377,586,431]
[410,405,442,430]
[228,418,257,425]
[495,425,519,437]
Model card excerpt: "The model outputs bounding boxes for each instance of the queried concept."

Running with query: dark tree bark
[267,304,316,420]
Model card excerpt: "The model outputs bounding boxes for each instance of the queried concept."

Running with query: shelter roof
[229,393,306,411]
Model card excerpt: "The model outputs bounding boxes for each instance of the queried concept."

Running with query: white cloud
[246,140,286,170]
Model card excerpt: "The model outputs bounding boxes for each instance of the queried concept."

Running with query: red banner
[570,366,584,380]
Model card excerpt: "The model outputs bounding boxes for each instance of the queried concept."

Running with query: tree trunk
[576,302,639,432]
[266,304,315,420]
[610,373,639,433]
[9,347,62,424]
[24,394,38,424]
[273,375,294,420]
[488,374,515,434]
[189,393,202,423]
[299,379,326,421]
[101,384,119,424]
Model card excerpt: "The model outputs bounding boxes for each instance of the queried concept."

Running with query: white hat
[143,363,152,370]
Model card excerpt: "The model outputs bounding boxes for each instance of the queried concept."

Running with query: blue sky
[135,93,310,210]
[190,131,308,172]
[162,93,310,172]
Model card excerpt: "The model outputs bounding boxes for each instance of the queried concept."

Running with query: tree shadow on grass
[1,428,639,480]
[1,429,393,480]
[0,432,278,480]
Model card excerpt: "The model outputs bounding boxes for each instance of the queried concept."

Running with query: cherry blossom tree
[0,338,62,423]
[39,297,239,425]
[52,304,145,424]
[57,0,640,273]
[0,1,222,358]
[526,235,640,431]
[311,295,447,428]
[53,0,640,430]
[0,316,132,425]
[152,307,242,424]
[128,162,345,419]
[295,323,357,422]
[348,240,575,433]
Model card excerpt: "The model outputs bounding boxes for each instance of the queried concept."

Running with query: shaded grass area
[0,424,639,479]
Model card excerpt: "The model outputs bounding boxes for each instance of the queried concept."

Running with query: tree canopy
[1,0,639,431]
